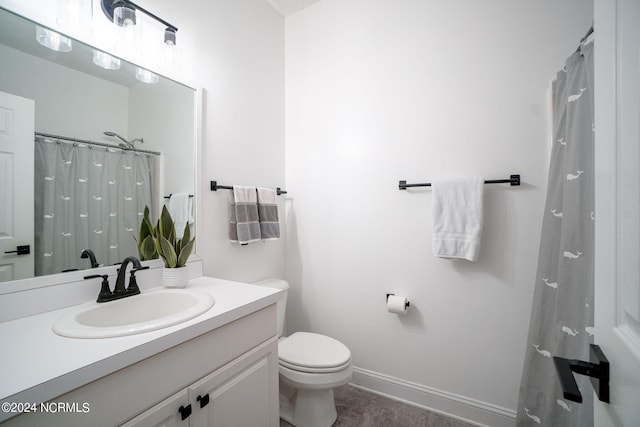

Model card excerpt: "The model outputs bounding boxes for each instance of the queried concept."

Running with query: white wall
[147,0,286,282]
[285,0,592,423]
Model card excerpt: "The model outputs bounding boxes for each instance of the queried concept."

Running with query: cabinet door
[189,340,279,427]
[120,389,190,427]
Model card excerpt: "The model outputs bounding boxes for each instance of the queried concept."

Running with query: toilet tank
[253,278,289,337]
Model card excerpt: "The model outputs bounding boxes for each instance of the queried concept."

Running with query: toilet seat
[278,332,351,374]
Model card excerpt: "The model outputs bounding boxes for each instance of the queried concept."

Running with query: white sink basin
[53,288,215,338]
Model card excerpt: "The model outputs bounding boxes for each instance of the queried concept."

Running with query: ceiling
[266,0,325,16]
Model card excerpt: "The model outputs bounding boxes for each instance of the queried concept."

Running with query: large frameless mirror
[0,6,196,283]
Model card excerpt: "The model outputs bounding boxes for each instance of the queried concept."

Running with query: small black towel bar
[210,180,287,196]
[163,194,193,199]
[399,174,520,190]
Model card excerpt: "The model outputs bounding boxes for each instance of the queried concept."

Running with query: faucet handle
[84,274,112,303]
[127,266,149,294]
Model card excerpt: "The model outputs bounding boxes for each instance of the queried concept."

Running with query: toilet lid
[279,332,351,370]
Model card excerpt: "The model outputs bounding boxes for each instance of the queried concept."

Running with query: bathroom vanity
[0,271,283,427]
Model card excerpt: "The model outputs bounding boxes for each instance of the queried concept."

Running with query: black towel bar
[210,180,287,196]
[399,174,520,190]
[163,194,193,199]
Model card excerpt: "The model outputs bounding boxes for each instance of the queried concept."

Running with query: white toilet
[254,278,352,427]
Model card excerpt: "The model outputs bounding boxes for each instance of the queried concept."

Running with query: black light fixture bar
[101,0,178,34]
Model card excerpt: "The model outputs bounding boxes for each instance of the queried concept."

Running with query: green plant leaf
[177,238,195,267]
[182,222,191,245]
[159,205,175,242]
[139,235,157,260]
[158,235,178,268]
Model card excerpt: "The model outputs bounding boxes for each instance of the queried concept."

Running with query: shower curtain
[34,137,157,276]
[516,42,594,426]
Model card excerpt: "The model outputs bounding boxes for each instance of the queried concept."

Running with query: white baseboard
[350,367,516,427]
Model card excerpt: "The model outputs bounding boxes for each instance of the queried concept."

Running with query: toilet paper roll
[387,295,409,314]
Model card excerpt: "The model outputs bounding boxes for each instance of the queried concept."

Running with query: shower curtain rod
[398,174,521,190]
[35,132,161,156]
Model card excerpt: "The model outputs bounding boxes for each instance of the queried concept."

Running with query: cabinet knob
[197,393,210,408]
[178,404,192,421]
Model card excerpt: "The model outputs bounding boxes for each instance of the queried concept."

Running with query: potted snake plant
[154,205,196,288]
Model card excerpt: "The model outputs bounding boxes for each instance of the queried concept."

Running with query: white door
[594,0,640,425]
[0,91,34,282]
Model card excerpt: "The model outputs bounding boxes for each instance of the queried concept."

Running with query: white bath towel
[257,187,280,240]
[431,177,484,261]
[229,186,261,244]
[167,193,193,239]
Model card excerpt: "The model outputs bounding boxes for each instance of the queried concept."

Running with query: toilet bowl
[254,279,352,427]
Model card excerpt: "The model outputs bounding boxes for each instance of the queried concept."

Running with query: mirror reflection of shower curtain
[516,42,594,426]
[34,137,157,276]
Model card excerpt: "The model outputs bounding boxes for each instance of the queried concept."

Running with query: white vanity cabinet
[122,338,278,427]
[3,304,280,427]
[121,389,189,427]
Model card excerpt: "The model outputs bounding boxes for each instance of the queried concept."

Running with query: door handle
[553,344,610,403]
[4,245,30,255]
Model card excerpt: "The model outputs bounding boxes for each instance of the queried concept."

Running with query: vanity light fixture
[35,25,72,52]
[93,50,121,70]
[101,0,178,46]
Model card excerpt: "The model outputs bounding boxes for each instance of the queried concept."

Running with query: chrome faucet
[84,256,149,303]
[81,249,99,269]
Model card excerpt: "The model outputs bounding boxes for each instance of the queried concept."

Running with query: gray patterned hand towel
[257,187,280,240]
[229,186,261,244]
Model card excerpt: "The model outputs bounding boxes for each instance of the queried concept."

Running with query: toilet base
[279,380,338,427]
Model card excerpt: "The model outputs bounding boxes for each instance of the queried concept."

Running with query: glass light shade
[164,28,176,46]
[135,67,159,84]
[36,25,72,52]
[93,50,121,70]
[113,4,136,27]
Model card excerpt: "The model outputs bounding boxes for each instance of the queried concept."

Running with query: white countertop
[0,276,282,420]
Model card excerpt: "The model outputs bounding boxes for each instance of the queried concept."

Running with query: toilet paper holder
[386,293,410,308]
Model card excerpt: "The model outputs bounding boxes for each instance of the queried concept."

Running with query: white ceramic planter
[162,266,189,289]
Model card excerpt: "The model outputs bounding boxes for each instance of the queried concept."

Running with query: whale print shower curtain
[516,41,594,426]
[34,137,156,276]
